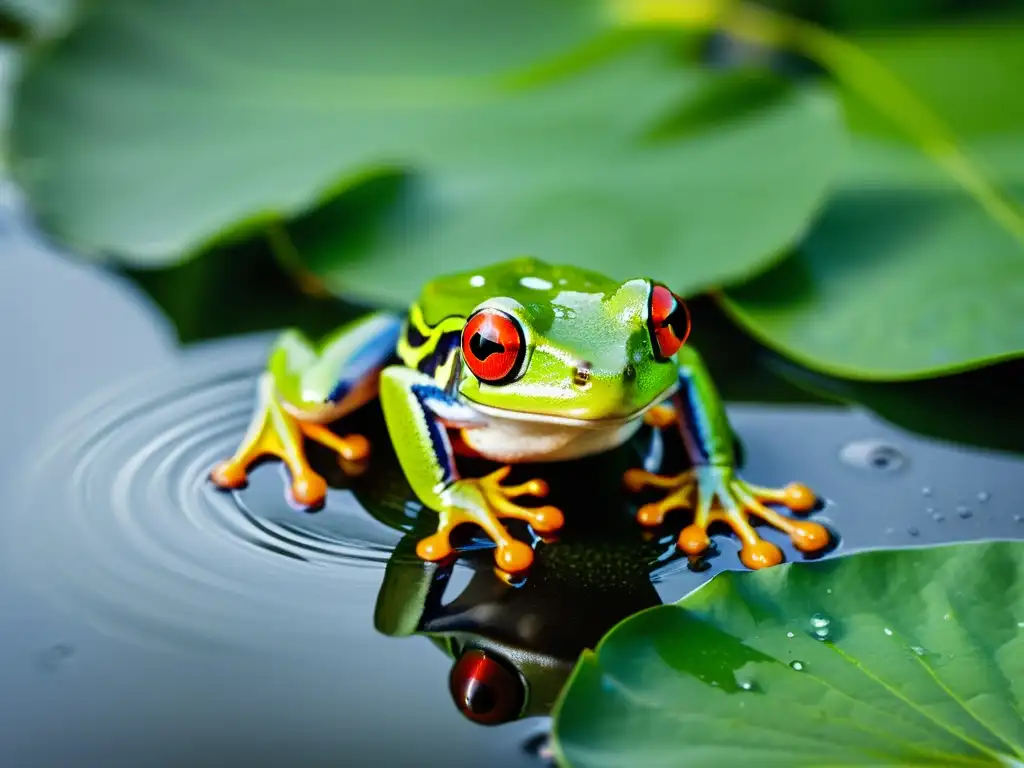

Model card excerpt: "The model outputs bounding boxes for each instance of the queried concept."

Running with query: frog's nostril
[572,362,592,388]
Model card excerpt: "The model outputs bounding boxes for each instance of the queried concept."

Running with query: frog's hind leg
[211,314,400,506]
[211,371,330,505]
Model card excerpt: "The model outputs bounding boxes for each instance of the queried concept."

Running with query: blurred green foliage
[0,0,1022,447]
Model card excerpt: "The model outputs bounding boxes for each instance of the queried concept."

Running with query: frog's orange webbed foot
[624,466,829,570]
[416,466,565,574]
[210,374,371,507]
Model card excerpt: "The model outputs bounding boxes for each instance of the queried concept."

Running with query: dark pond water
[2,188,1023,767]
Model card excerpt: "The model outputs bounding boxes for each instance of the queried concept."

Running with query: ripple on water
[3,337,406,653]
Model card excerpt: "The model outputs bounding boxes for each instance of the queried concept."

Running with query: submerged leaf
[9,0,843,304]
[552,541,1024,767]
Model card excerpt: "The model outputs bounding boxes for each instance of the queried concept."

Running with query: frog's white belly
[460,414,644,463]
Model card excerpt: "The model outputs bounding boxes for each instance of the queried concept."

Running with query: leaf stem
[263,220,331,298]
[610,0,1024,246]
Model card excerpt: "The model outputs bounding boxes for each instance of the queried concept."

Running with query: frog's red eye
[461,309,524,385]
[449,649,525,726]
[649,284,691,361]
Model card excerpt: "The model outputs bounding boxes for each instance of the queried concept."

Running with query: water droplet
[957,505,972,519]
[826,588,833,595]
[786,631,795,638]
[921,486,933,497]
[738,680,755,692]
[910,645,926,656]
[908,527,920,537]
[1014,515,1023,523]
[808,613,832,641]
[789,661,805,671]
[977,491,990,503]
[932,512,945,522]
[1017,621,1024,629]
[839,440,905,472]
[943,613,951,621]
[883,627,894,636]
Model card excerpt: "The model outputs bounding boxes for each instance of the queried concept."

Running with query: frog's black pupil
[464,681,496,714]
[665,305,687,337]
[470,332,504,360]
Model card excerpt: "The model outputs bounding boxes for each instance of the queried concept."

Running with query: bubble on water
[921,486,933,497]
[932,512,945,522]
[957,505,973,519]
[977,491,990,503]
[883,627,894,636]
[37,642,75,671]
[789,661,805,671]
[839,440,906,472]
[908,527,920,537]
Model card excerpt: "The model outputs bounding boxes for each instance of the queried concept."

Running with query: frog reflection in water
[211,258,830,572]
[372,450,668,726]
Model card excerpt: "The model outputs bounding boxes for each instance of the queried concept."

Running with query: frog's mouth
[460,382,679,429]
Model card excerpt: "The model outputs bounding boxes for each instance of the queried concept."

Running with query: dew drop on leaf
[883,627,894,636]
[789,661,805,671]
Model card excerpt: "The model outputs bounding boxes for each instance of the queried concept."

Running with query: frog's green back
[417,257,619,326]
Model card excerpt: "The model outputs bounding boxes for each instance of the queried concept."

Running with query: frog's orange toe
[210,461,247,489]
[790,521,831,553]
[529,506,565,534]
[782,483,817,512]
[291,473,328,507]
[495,540,534,573]
[339,433,371,462]
[740,541,783,570]
[417,533,454,562]
[678,524,710,556]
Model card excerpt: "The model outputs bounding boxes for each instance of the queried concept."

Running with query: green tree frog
[211,258,830,572]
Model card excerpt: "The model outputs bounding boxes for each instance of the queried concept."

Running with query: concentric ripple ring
[2,335,406,653]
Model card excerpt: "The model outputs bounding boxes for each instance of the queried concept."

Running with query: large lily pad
[722,20,1024,379]
[552,541,1024,767]
[9,0,843,305]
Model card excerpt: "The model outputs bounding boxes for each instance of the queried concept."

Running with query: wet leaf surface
[552,541,1024,767]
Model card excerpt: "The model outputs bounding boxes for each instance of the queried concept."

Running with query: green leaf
[9,0,843,305]
[721,19,1024,379]
[552,541,1024,767]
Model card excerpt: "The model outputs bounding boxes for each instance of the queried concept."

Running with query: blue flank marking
[675,371,712,464]
[410,383,459,486]
[327,317,402,404]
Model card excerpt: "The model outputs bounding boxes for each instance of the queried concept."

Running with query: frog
[210,257,831,572]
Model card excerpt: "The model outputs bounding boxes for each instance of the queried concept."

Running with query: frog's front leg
[625,347,830,570]
[211,315,397,505]
[379,367,564,573]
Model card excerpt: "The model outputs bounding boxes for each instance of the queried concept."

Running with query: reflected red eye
[449,649,525,726]
[649,284,691,361]
[461,309,524,384]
